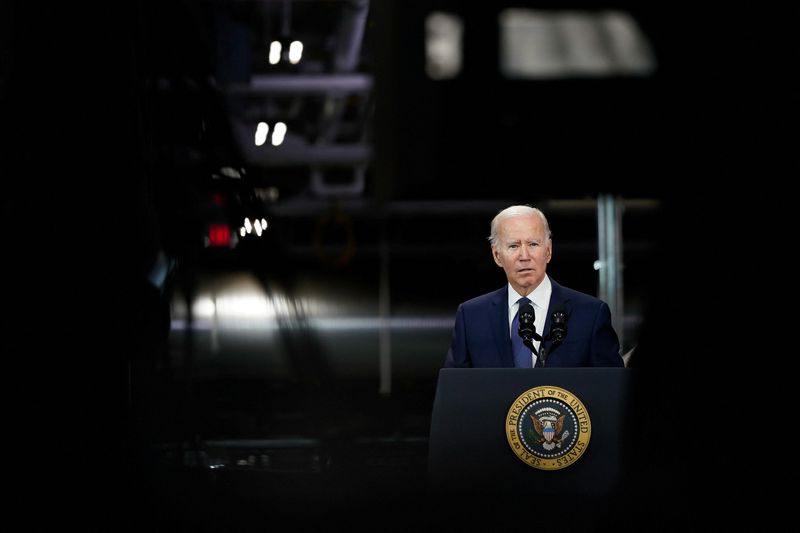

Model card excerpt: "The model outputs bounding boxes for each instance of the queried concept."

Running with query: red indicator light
[208,224,231,247]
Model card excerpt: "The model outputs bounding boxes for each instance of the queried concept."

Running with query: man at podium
[444,205,623,368]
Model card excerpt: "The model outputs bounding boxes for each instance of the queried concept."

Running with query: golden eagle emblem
[530,407,570,451]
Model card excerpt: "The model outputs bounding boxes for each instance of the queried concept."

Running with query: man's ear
[492,247,503,267]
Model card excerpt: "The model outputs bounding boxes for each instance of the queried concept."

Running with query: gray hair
[487,205,552,246]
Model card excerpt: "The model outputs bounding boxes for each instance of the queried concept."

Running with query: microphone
[549,304,568,344]
[539,304,567,368]
[518,303,542,355]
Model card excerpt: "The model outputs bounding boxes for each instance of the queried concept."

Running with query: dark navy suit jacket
[444,278,623,368]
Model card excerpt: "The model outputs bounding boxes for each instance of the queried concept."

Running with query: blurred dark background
[3,1,737,530]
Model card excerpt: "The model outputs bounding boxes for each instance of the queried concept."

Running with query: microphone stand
[538,332,565,367]
[521,332,541,357]
[539,339,547,368]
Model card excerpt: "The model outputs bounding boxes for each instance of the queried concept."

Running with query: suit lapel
[489,286,513,367]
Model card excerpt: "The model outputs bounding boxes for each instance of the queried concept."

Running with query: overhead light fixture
[268,37,304,66]
[271,122,287,146]
[239,217,269,239]
[255,122,270,145]
[288,40,303,64]
[268,41,282,65]
[253,121,288,146]
[267,1,303,66]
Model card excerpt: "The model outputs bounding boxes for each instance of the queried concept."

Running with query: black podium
[429,368,633,497]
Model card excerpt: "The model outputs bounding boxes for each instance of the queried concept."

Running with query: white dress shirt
[507,275,552,367]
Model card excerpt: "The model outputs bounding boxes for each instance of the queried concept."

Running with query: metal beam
[224,74,373,95]
[597,194,624,350]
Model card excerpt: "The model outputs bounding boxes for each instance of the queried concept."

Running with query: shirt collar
[507,275,552,311]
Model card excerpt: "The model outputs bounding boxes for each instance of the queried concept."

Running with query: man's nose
[519,246,531,259]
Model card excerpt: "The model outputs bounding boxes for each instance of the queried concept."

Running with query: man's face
[492,214,552,296]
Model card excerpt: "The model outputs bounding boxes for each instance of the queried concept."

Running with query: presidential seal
[505,386,591,470]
